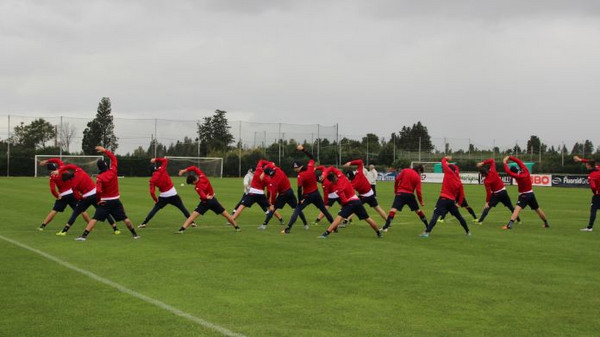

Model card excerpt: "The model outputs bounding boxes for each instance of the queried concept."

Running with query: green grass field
[1,176,599,336]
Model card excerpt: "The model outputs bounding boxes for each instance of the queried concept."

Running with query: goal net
[34,155,104,177]
[164,156,223,178]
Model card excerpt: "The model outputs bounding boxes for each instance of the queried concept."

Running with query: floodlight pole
[7,115,10,177]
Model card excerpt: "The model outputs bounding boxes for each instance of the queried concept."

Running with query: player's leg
[381,207,398,231]
[448,205,470,235]
[177,211,201,233]
[221,210,240,231]
[139,199,166,228]
[582,195,600,231]
[504,205,523,230]
[40,210,58,230]
[311,193,334,224]
[318,215,344,238]
[422,199,446,236]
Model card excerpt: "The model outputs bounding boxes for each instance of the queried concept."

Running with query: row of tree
[1,97,598,176]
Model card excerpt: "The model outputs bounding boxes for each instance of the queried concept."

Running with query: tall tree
[197,109,234,156]
[59,122,76,153]
[395,121,434,152]
[526,135,547,154]
[12,118,56,149]
[82,97,119,154]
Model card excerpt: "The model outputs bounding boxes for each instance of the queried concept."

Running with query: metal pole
[561,142,564,166]
[317,124,320,162]
[366,135,369,165]
[418,136,422,162]
[59,116,63,157]
[238,121,242,177]
[278,123,281,166]
[154,118,158,158]
[336,124,340,167]
[392,133,396,164]
[7,115,10,177]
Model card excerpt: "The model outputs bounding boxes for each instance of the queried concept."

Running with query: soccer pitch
[1,177,599,336]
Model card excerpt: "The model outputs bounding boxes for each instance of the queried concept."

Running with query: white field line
[0,234,246,337]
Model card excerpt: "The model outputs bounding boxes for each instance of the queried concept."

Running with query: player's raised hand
[178,169,186,176]
[573,155,582,162]
[40,160,48,166]
[95,146,106,153]
[343,162,351,168]
[503,156,510,163]
[476,162,483,168]
[296,144,304,151]
[444,155,452,161]
[150,158,156,163]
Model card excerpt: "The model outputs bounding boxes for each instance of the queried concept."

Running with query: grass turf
[1,176,599,336]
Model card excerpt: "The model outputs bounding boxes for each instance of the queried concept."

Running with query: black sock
[467,207,477,219]
[322,230,330,237]
[113,227,120,231]
[506,220,514,228]
[61,225,70,233]
[543,219,549,226]
[178,227,186,232]
[40,223,46,228]
[81,230,90,238]
[129,228,138,236]
[314,218,320,223]
[383,215,394,229]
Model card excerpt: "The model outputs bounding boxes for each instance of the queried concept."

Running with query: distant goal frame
[165,156,224,178]
[34,155,104,177]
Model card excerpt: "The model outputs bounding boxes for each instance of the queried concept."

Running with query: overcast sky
[1,0,599,152]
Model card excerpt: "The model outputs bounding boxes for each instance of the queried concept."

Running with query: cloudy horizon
[2,0,599,154]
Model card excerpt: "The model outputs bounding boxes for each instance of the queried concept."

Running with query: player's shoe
[280,227,291,234]
[437,219,445,224]
[55,231,66,236]
[580,227,593,232]
[381,227,388,233]
[174,230,184,234]
[377,231,383,238]
[476,221,484,225]
[74,237,86,241]
[502,225,512,230]
[542,223,550,229]
[279,218,285,225]
[38,226,45,231]
[472,218,479,223]
[312,221,320,226]
[133,235,141,239]
[303,224,309,230]
[466,232,472,237]
[419,232,429,238]
[138,223,146,228]
[317,234,328,239]
[234,227,241,232]
[257,225,267,230]
[113,230,121,235]
[190,222,197,228]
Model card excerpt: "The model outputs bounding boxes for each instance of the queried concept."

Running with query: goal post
[34,155,104,177]
[164,156,224,178]
[410,161,441,173]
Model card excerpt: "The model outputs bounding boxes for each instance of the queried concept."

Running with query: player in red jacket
[175,166,239,233]
[75,147,140,241]
[231,159,284,224]
[54,164,119,235]
[342,159,387,221]
[317,166,382,239]
[138,157,195,228]
[258,161,307,230]
[38,159,91,231]
[313,165,347,226]
[381,164,428,232]
[281,145,334,234]
[574,156,600,231]
[475,159,520,224]
[502,156,549,230]
[420,156,471,237]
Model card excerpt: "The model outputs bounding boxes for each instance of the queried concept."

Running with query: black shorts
[327,197,341,207]
[516,192,539,210]
[391,193,420,211]
[300,190,326,207]
[74,195,98,214]
[488,190,513,208]
[93,199,128,222]
[195,197,226,215]
[338,199,369,220]
[592,195,600,208]
[241,193,270,210]
[53,193,78,212]
[273,189,298,210]
[434,197,460,215]
[155,195,184,209]
[360,194,379,208]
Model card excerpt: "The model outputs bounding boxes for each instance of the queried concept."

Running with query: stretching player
[258,161,307,230]
[381,164,428,232]
[475,159,520,224]
[75,147,140,241]
[232,167,254,214]
[176,166,239,233]
[436,162,477,223]
[313,167,347,226]
[138,157,195,228]
[502,156,549,230]
[574,156,600,231]
[343,159,387,221]
[317,167,382,239]
[281,145,334,234]
[231,160,284,224]
[420,156,471,238]
[54,164,118,235]
[38,159,91,231]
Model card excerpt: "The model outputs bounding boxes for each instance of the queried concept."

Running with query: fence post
[7,115,10,177]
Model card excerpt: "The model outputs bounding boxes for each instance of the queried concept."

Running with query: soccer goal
[410,161,441,173]
[34,155,104,177]
[165,156,224,178]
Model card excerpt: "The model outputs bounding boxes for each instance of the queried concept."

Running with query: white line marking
[0,234,247,337]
